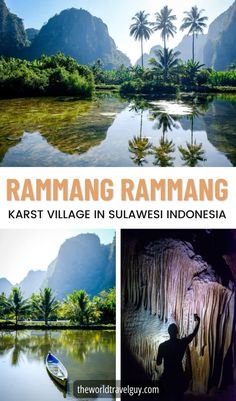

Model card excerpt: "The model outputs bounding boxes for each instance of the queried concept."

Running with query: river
[0,93,235,167]
[0,329,115,401]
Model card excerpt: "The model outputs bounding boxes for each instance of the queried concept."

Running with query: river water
[0,330,115,401]
[0,93,235,167]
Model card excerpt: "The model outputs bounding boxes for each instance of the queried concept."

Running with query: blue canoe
[46,352,68,387]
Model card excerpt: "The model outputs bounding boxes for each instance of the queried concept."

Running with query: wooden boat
[46,352,68,387]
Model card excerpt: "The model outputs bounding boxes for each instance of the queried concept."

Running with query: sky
[0,229,115,284]
[6,0,234,63]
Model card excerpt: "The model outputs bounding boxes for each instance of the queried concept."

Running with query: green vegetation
[0,4,236,99]
[0,53,94,98]
[3,288,30,325]
[0,286,115,326]
[31,288,59,325]
[207,70,236,87]
[91,6,235,95]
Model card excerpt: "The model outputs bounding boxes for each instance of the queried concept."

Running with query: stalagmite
[122,238,235,394]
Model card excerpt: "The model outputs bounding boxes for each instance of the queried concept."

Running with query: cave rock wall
[122,239,235,394]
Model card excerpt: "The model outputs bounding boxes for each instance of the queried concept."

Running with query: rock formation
[0,1,130,69]
[204,0,236,70]
[0,277,12,296]
[25,28,39,44]
[26,8,130,69]
[46,233,115,299]
[122,234,235,395]
[0,0,27,56]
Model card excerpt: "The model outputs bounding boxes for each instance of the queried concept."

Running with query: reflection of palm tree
[178,105,206,166]
[150,111,177,167]
[129,100,152,166]
[152,137,175,166]
[129,100,148,139]
[151,112,179,138]
[129,136,152,166]
[59,330,115,363]
[179,141,206,167]
[11,332,23,366]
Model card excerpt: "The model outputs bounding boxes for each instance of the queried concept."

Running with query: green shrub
[208,70,236,86]
[0,54,94,98]
[197,69,211,86]
[120,78,143,94]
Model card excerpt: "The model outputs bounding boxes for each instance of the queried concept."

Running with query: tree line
[0,286,115,325]
[0,53,94,98]
[130,5,208,68]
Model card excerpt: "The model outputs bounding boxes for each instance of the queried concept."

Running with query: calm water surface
[0,330,115,401]
[0,93,236,167]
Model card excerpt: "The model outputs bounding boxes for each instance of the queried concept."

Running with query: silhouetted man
[156,314,200,401]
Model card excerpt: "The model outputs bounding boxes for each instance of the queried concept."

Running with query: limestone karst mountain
[204,0,236,69]
[0,0,27,56]
[0,277,12,296]
[46,233,115,299]
[27,8,130,69]
[25,28,39,44]
[0,1,130,69]
[18,270,47,298]
[0,233,115,300]
[122,230,235,396]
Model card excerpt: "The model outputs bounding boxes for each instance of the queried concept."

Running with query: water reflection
[128,100,152,166]
[178,103,206,167]
[0,94,127,162]
[152,138,176,167]
[129,97,209,167]
[0,94,235,166]
[149,106,178,166]
[0,330,115,401]
[0,330,115,366]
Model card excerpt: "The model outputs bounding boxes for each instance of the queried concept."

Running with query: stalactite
[122,239,235,394]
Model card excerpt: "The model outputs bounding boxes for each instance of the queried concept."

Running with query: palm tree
[0,292,8,319]
[180,6,208,62]
[130,11,153,68]
[153,6,177,51]
[65,290,91,325]
[149,48,180,81]
[7,288,30,325]
[32,287,58,325]
[184,60,205,86]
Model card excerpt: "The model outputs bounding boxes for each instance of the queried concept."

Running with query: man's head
[168,323,178,339]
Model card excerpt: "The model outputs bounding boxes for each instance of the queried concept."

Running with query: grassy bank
[0,320,115,330]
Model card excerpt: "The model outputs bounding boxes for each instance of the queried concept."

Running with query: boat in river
[46,352,68,387]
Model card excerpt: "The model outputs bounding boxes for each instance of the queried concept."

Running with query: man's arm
[185,314,200,344]
[156,343,164,365]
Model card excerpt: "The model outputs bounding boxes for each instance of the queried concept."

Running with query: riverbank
[0,321,115,330]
